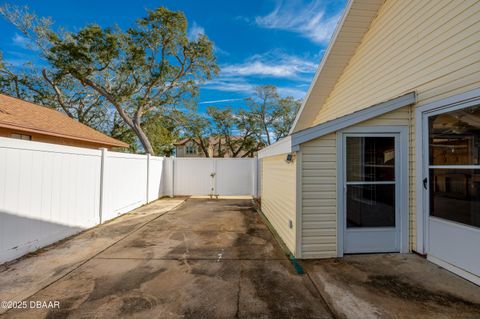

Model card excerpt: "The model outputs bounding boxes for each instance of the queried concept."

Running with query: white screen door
[343,134,401,253]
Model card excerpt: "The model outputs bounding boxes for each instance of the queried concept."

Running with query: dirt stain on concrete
[120,296,157,314]
[86,266,167,302]
[368,275,480,310]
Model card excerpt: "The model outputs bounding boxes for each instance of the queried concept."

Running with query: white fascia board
[289,0,354,134]
[257,136,293,159]
[291,92,416,147]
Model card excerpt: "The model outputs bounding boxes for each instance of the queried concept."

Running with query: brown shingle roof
[0,94,128,148]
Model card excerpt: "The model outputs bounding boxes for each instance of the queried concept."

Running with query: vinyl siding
[300,108,410,258]
[308,0,480,253]
[260,154,297,253]
[313,0,480,126]
[301,133,337,258]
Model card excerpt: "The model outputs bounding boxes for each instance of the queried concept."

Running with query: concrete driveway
[0,198,332,319]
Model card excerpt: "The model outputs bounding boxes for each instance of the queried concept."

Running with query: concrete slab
[0,198,333,318]
[303,254,480,319]
[0,198,185,314]
[3,259,330,319]
[100,200,284,260]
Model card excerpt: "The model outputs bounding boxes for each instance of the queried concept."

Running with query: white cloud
[255,0,341,44]
[199,98,243,104]
[203,50,315,99]
[204,78,254,94]
[214,45,230,56]
[187,22,205,41]
[12,33,33,50]
[277,86,307,99]
[221,50,317,79]
[204,77,308,100]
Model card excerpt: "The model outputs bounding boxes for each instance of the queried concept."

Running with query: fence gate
[173,158,256,196]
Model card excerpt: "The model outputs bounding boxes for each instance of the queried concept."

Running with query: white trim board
[259,92,416,159]
[428,255,480,287]
[289,0,354,134]
[292,92,416,147]
[290,0,385,133]
[257,136,292,159]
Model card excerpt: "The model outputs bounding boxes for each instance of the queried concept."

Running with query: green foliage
[142,112,180,156]
[0,52,110,131]
[175,110,212,157]
[246,85,301,145]
[175,85,300,158]
[1,5,219,155]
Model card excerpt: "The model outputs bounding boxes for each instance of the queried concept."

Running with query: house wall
[300,107,411,258]
[307,0,480,254]
[313,0,480,126]
[0,127,118,150]
[175,144,206,157]
[300,133,337,258]
[260,154,297,254]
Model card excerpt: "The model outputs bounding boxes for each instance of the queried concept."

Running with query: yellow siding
[301,108,411,258]
[313,0,480,126]
[261,155,297,253]
[307,0,480,254]
[301,133,337,258]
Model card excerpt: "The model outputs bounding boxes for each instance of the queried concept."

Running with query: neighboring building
[0,94,128,149]
[174,136,252,158]
[258,0,480,285]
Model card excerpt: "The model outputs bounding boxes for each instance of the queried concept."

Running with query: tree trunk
[197,138,210,157]
[132,123,154,154]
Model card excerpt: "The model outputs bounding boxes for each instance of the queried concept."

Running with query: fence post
[252,156,258,198]
[146,153,151,204]
[99,148,108,224]
[170,157,175,197]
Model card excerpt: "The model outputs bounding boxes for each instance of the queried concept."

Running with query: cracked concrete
[0,198,332,319]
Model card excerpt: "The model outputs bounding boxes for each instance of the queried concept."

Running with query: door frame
[415,88,480,255]
[336,125,409,257]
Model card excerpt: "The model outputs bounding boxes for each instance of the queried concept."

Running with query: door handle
[423,177,428,190]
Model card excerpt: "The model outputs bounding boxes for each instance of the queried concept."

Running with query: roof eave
[291,92,416,147]
[290,0,384,133]
[257,136,293,159]
[259,92,416,158]
[0,122,129,148]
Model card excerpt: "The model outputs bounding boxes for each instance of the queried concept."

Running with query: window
[346,136,396,228]
[428,105,480,228]
[11,133,32,140]
[185,143,197,155]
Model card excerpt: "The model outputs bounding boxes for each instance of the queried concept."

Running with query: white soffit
[290,0,385,133]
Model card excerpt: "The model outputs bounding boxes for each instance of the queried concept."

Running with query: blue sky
[0,0,347,111]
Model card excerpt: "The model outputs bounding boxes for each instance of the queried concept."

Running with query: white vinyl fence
[173,158,257,196]
[0,137,258,263]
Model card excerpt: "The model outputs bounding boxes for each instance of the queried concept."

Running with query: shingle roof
[0,94,129,148]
